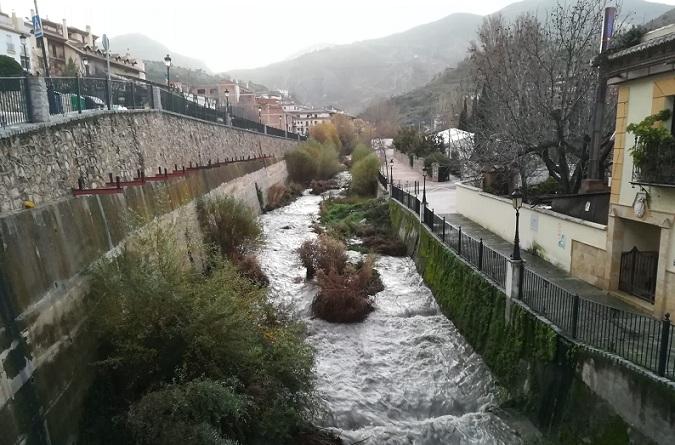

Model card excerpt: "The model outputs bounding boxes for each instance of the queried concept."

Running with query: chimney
[11,10,19,31]
[62,18,68,40]
[85,25,93,46]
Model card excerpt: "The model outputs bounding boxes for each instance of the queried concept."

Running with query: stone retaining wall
[0,110,298,213]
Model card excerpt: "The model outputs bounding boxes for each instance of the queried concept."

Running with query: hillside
[109,33,211,72]
[229,13,483,112]
[227,0,672,113]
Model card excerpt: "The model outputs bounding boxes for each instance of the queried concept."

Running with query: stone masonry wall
[0,110,298,212]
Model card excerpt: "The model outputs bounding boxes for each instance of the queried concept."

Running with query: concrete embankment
[389,200,675,445]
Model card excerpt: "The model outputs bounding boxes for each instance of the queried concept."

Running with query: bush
[0,55,22,77]
[309,121,341,149]
[298,234,347,279]
[233,253,270,286]
[423,151,451,170]
[285,141,342,185]
[196,195,261,257]
[309,179,338,195]
[266,182,304,210]
[350,153,380,196]
[351,143,372,165]
[81,224,315,444]
[127,378,246,445]
[312,257,382,323]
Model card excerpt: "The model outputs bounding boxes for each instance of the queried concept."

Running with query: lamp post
[422,167,428,205]
[258,105,262,124]
[82,56,89,76]
[164,54,172,87]
[511,189,523,261]
[389,159,394,187]
[19,35,29,72]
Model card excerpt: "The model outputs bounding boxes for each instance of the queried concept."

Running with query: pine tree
[457,97,468,131]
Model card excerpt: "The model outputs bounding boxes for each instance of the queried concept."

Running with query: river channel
[258,192,529,444]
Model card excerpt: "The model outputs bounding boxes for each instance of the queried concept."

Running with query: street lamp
[389,159,394,187]
[164,54,172,87]
[82,56,89,76]
[19,35,28,72]
[224,89,230,123]
[422,167,428,205]
[511,189,524,260]
[258,105,262,124]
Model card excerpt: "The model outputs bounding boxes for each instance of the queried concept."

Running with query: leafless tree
[469,0,617,193]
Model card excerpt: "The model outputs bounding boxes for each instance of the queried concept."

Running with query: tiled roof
[607,32,675,61]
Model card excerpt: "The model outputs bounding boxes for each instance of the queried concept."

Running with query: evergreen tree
[457,97,469,131]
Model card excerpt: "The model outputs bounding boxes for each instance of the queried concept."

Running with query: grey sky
[3,0,675,72]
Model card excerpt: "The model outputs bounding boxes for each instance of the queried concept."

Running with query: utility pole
[32,0,55,113]
[585,6,616,191]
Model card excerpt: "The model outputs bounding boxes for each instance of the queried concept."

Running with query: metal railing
[159,88,305,140]
[631,139,675,186]
[0,77,31,126]
[388,182,675,380]
[50,76,153,115]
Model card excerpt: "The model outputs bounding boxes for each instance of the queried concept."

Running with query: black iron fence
[0,77,31,126]
[0,75,305,141]
[50,76,153,115]
[388,182,675,381]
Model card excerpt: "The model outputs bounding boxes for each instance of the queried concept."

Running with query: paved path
[385,148,457,214]
[382,149,639,313]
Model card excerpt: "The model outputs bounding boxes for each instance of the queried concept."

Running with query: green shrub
[196,195,261,257]
[351,143,372,165]
[81,224,315,444]
[285,140,341,184]
[350,153,380,196]
[423,151,451,170]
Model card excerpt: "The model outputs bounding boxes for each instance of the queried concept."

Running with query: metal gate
[619,247,658,303]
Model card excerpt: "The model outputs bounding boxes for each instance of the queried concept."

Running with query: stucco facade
[604,29,675,317]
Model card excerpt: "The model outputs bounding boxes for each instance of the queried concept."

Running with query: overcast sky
[3,0,675,72]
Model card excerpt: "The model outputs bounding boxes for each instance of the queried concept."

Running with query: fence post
[131,81,136,109]
[23,75,33,122]
[152,86,162,111]
[76,74,82,114]
[458,227,462,255]
[657,313,671,376]
[504,258,525,323]
[571,294,580,339]
[26,76,49,123]
[478,239,484,271]
[105,77,111,110]
[442,217,446,242]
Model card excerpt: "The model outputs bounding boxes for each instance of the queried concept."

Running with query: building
[602,24,675,317]
[256,95,284,129]
[0,9,31,71]
[30,15,144,79]
[284,108,332,136]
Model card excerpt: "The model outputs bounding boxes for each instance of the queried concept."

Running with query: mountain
[645,6,675,29]
[227,0,673,113]
[229,13,483,112]
[109,33,211,73]
[284,43,336,61]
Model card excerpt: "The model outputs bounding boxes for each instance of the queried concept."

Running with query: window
[197,88,205,94]
[6,34,15,54]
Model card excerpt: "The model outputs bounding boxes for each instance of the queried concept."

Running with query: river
[258,192,529,444]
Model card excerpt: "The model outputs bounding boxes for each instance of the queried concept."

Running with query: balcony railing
[631,139,675,187]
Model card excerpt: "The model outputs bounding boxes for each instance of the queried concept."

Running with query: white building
[0,10,31,71]
[285,108,332,136]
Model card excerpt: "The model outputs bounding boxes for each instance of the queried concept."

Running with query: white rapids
[258,192,526,445]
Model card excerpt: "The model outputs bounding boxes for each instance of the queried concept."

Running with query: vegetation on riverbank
[80,197,340,444]
[320,197,406,256]
[285,140,342,185]
[299,235,383,323]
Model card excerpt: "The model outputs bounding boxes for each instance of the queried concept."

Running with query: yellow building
[605,25,675,317]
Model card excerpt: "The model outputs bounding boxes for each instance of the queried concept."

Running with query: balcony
[631,139,675,187]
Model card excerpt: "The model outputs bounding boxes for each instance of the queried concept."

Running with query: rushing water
[258,192,527,445]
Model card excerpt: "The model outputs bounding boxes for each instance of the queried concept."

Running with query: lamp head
[163,54,172,67]
[82,57,88,66]
[20,34,26,43]
[390,159,394,165]
[511,189,523,210]
[224,89,229,97]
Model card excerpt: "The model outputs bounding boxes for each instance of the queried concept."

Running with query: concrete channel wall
[389,200,675,445]
[0,114,296,444]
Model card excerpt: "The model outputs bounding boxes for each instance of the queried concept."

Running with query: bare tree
[469,0,616,194]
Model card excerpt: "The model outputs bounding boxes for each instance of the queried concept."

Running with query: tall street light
[224,88,230,124]
[164,54,172,87]
[422,167,428,206]
[258,105,262,124]
[511,189,523,260]
[389,159,394,188]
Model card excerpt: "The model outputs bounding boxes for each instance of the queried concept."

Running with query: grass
[320,197,406,256]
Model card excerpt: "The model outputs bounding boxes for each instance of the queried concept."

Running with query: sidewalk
[384,149,639,314]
